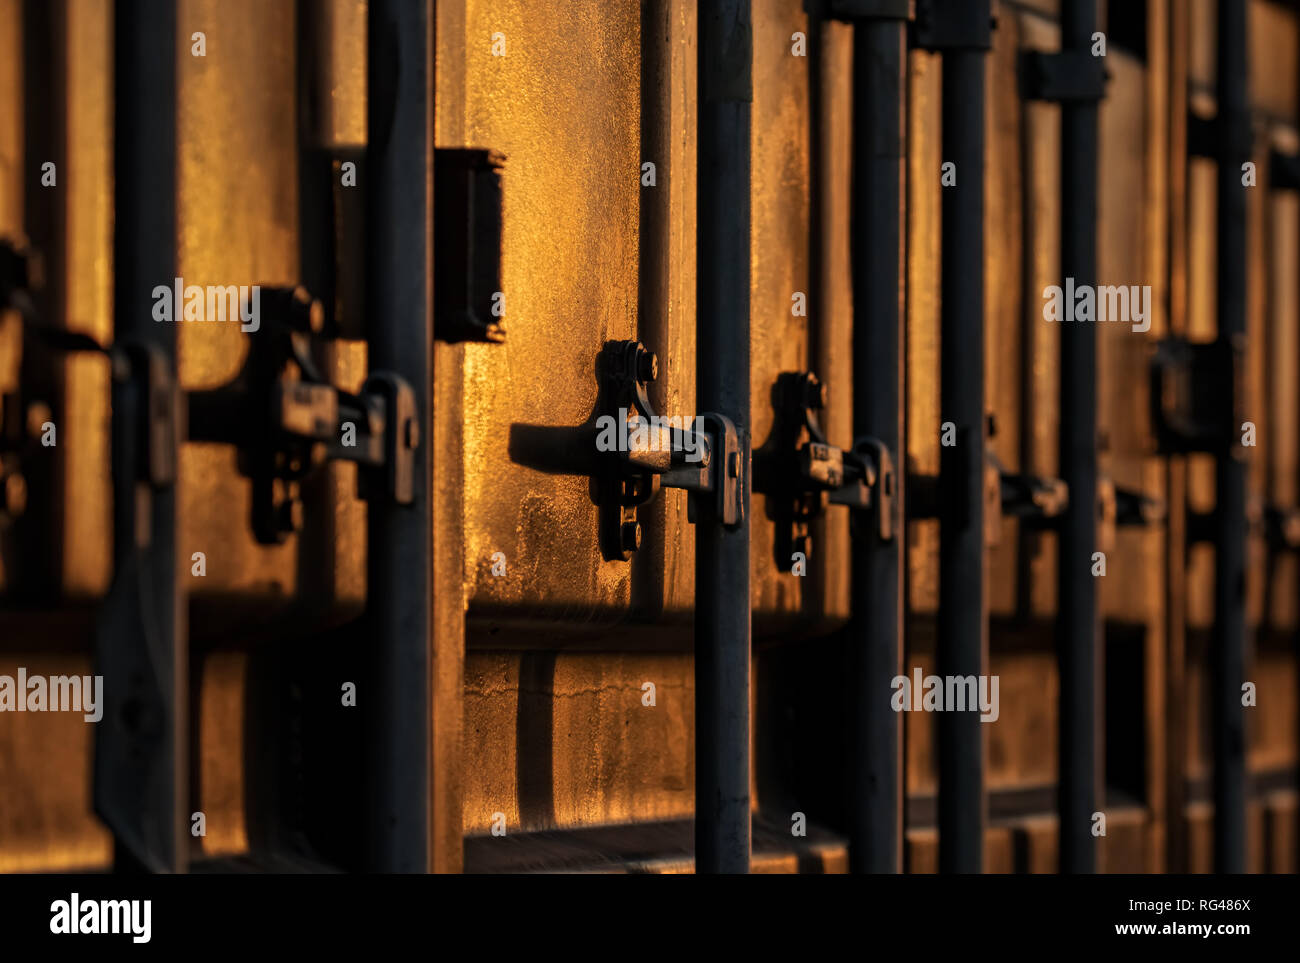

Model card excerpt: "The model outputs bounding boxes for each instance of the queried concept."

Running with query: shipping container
[0,0,1296,877]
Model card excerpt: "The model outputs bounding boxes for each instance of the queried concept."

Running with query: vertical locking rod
[1212,0,1248,874]
[696,0,753,874]
[365,0,433,872]
[95,0,187,874]
[849,8,908,874]
[1057,0,1100,875]
[931,0,992,874]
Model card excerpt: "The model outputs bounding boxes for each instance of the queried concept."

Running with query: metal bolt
[620,520,642,553]
[636,348,658,384]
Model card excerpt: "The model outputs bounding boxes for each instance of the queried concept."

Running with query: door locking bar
[751,371,894,569]
[595,339,741,561]
[187,286,417,544]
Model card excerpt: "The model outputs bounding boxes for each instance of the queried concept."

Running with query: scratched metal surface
[453,0,647,628]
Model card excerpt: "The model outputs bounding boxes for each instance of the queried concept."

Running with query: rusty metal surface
[60,0,113,600]
[463,651,695,834]
[1098,49,1162,627]
[455,0,646,624]
[0,646,111,871]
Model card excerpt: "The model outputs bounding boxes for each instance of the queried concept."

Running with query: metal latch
[983,451,1067,548]
[1097,475,1166,553]
[910,413,1065,546]
[989,448,1070,523]
[752,371,894,568]
[594,340,742,562]
[187,285,417,544]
